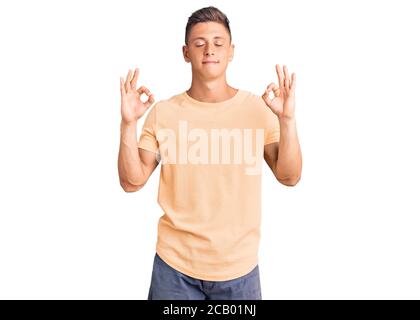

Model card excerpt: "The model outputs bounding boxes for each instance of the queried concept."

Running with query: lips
[202,60,219,64]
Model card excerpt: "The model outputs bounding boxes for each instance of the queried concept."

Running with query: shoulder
[239,89,266,106]
[147,92,182,112]
[238,89,273,116]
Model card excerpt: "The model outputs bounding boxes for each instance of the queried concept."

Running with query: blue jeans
[147,253,262,300]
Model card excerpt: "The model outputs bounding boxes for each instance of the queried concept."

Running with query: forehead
[189,22,229,40]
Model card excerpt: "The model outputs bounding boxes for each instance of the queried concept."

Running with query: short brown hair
[185,6,231,45]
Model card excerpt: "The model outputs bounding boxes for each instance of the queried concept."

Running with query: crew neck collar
[182,89,244,108]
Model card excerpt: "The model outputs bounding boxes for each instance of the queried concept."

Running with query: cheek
[219,49,230,58]
[218,53,228,62]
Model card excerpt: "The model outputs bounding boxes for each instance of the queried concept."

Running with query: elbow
[119,179,144,193]
[277,175,301,187]
[122,185,142,193]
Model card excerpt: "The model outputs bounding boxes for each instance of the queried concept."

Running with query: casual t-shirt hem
[155,246,259,282]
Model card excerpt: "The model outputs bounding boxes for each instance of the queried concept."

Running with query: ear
[229,43,235,61]
[182,45,190,63]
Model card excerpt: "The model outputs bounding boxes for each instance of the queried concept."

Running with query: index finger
[145,93,155,108]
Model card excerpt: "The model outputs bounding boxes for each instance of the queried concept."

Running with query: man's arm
[262,64,301,186]
[118,121,159,192]
[264,117,302,186]
[118,67,159,192]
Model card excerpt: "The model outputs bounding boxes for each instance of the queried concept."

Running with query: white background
[1,0,419,299]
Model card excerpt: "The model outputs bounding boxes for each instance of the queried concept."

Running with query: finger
[144,93,155,108]
[276,64,284,88]
[264,83,278,102]
[283,65,290,89]
[125,69,133,92]
[262,90,272,108]
[290,73,296,91]
[120,77,126,96]
[131,67,139,90]
[137,85,152,96]
[137,86,154,106]
[268,83,281,96]
[266,82,277,92]
[262,84,276,106]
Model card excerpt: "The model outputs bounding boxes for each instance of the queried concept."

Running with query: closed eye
[195,44,224,47]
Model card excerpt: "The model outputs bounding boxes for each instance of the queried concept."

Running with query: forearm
[275,117,302,184]
[118,121,145,187]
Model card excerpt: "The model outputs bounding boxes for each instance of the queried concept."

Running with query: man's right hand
[120,68,155,125]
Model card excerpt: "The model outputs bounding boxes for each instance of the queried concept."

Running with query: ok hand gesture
[120,68,155,125]
[262,64,296,121]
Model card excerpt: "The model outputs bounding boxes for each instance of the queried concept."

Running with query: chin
[201,71,225,79]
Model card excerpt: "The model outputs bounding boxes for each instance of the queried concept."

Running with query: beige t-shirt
[137,89,280,281]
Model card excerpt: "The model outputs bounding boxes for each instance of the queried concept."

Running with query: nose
[204,44,215,56]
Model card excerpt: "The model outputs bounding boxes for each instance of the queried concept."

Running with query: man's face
[183,22,234,80]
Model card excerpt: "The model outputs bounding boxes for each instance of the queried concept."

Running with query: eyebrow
[191,36,225,41]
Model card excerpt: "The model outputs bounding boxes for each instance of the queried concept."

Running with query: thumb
[262,91,272,108]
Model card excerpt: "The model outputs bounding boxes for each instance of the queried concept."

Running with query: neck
[187,75,238,103]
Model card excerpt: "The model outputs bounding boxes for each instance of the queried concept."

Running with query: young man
[118,6,302,300]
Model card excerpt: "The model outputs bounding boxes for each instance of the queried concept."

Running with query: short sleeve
[137,104,159,154]
[262,101,280,145]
